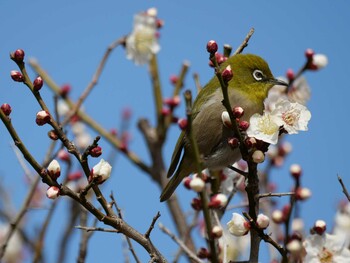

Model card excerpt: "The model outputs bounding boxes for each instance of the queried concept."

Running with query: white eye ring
[253,69,264,81]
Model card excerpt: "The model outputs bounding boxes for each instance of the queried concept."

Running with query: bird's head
[225,54,287,103]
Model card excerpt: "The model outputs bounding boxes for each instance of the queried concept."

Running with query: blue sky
[1,1,350,262]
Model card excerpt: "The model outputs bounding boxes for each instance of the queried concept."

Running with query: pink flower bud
[222,65,233,82]
[191,198,202,211]
[47,159,61,180]
[194,172,209,183]
[278,141,292,156]
[211,225,223,239]
[161,108,171,116]
[67,171,83,181]
[286,68,295,81]
[122,107,132,120]
[183,177,192,189]
[256,213,270,229]
[35,110,50,126]
[60,84,71,97]
[12,49,25,62]
[206,40,218,54]
[245,137,257,148]
[208,193,228,208]
[295,187,312,201]
[290,164,302,179]
[46,186,60,199]
[189,177,205,192]
[57,149,70,162]
[313,220,326,235]
[156,19,164,29]
[164,96,180,108]
[177,118,188,130]
[197,247,210,259]
[227,213,250,236]
[169,75,178,85]
[252,150,265,163]
[90,159,112,184]
[208,52,227,67]
[228,137,239,149]
[48,130,59,140]
[272,210,284,224]
[305,48,314,59]
[33,76,43,91]
[239,120,250,131]
[308,54,328,70]
[1,103,12,116]
[221,111,231,127]
[10,70,23,82]
[120,142,128,153]
[90,146,102,157]
[215,52,227,65]
[233,106,244,118]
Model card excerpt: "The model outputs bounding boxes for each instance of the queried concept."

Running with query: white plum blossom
[265,81,288,112]
[265,76,311,112]
[227,213,250,236]
[126,8,161,65]
[220,165,245,196]
[333,203,350,247]
[218,228,249,262]
[304,233,350,263]
[92,159,112,184]
[288,76,311,105]
[247,112,280,144]
[271,100,311,134]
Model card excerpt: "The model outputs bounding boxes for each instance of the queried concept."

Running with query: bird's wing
[167,131,185,178]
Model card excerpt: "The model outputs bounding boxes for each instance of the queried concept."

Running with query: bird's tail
[160,170,184,202]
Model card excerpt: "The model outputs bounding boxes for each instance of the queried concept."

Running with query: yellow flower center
[258,114,278,135]
[282,109,300,126]
[134,30,154,53]
[319,247,334,263]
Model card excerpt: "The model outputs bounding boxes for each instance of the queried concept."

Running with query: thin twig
[75,225,120,233]
[159,223,204,263]
[145,212,161,239]
[193,73,202,94]
[29,58,152,175]
[110,192,141,263]
[243,212,288,261]
[233,28,255,55]
[0,139,57,260]
[338,175,350,202]
[227,165,248,177]
[62,37,126,126]
[173,211,200,262]
[258,192,295,199]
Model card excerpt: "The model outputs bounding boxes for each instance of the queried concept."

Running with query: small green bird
[160,54,287,202]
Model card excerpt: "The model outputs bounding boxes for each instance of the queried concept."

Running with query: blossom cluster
[247,99,311,145]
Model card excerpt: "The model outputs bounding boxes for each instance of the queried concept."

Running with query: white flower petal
[247,113,280,144]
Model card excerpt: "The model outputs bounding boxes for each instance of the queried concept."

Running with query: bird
[160,54,287,202]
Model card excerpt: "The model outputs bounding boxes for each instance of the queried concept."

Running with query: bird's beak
[269,78,288,87]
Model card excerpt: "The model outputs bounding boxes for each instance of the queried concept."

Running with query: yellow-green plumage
[160,54,286,202]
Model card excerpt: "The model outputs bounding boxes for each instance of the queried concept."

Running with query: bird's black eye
[253,69,264,81]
